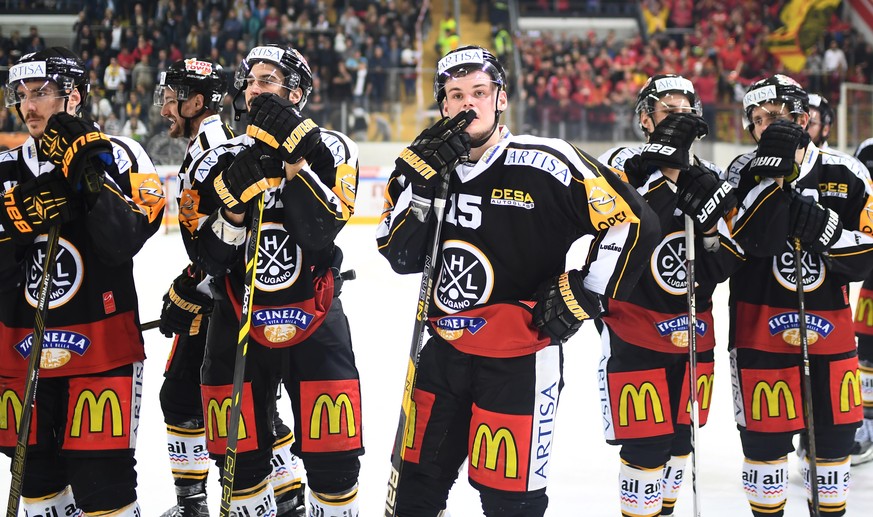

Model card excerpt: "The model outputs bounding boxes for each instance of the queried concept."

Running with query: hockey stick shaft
[7,225,62,517]
[219,196,266,517]
[684,215,702,517]
[794,239,820,517]
[384,177,451,517]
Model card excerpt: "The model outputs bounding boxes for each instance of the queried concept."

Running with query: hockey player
[153,58,305,516]
[850,138,873,466]
[726,74,873,516]
[376,45,660,516]
[181,44,363,516]
[807,93,835,149]
[0,47,165,516]
[596,74,739,516]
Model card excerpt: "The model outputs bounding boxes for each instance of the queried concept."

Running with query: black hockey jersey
[0,135,165,377]
[377,128,660,358]
[726,142,873,354]
[184,130,358,347]
[597,146,742,353]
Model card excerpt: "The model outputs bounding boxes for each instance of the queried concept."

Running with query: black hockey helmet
[635,73,701,117]
[433,45,506,104]
[808,93,834,127]
[743,74,809,129]
[154,58,227,113]
[855,139,873,173]
[5,46,90,118]
[233,44,313,111]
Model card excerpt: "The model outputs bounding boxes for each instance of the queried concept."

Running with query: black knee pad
[212,448,273,491]
[394,463,456,517]
[479,487,548,517]
[19,453,68,499]
[66,453,137,512]
[739,429,794,461]
[303,454,361,494]
[669,426,692,457]
[814,426,857,459]
[273,411,291,438]
[858,342,873,364]
[160,377,204,423]
[619,436,674,469]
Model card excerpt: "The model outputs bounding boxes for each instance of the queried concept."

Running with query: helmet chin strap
[176,98,208,139]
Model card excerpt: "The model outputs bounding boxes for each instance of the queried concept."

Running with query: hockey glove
[0,172,83,243]
[247,93,322,164]
[533,270,604,343]
[640,112,708,172]
[788,190,842,253]
[159,267,214,337]
[675,165,737,232]
[214,145,285,214]
[395,110,474,199]
[749,119,807,181]
[40,112,111,198]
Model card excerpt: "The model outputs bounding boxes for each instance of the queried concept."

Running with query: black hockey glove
[0,172,83,243]
[788,190,842,253]
[675,165,737,232]
[533,270,604,343]
[214,145,285,214]
[247,93,322,164]
[395,110,475,199]
[750,119,807,181]
[40,112,111,199]
[159,267,214,337]
[641,112,708,172]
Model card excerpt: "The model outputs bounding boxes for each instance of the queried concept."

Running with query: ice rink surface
[2,224,872,516]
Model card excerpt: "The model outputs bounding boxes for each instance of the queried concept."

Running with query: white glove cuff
[211,210,247,246]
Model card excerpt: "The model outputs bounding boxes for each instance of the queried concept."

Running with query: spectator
[104,55,127,98]
[74,23,97,56]
[400,44,418,101]
[823,38,848,94]
[121,115,149,142]
[642,0,669,35]
[132,54,154,93]
[368,44,389,111]
[117,46,136,72]
[27,26,45,50]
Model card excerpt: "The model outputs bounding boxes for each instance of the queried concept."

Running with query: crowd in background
[0,0,428,147]
[518,0,873,140]
[1,0,873,144]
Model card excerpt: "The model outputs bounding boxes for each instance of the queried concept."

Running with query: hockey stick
[6,225,62,517]
[141,319,160,331]
[794,239,820,517]
[384,173,452,517]
[219,195,266,517]
[684,215,702,517]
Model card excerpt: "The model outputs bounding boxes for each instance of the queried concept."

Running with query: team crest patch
[655,315,707,348]
[768,312,834,346]
[255,223,302,291]
[15,330,91,368]
[772,243,825,292]
[25,236,83,309]
[435,240,494,314]
[434,316,487,340]
[651,232,687,295]
[253,308,314,344]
